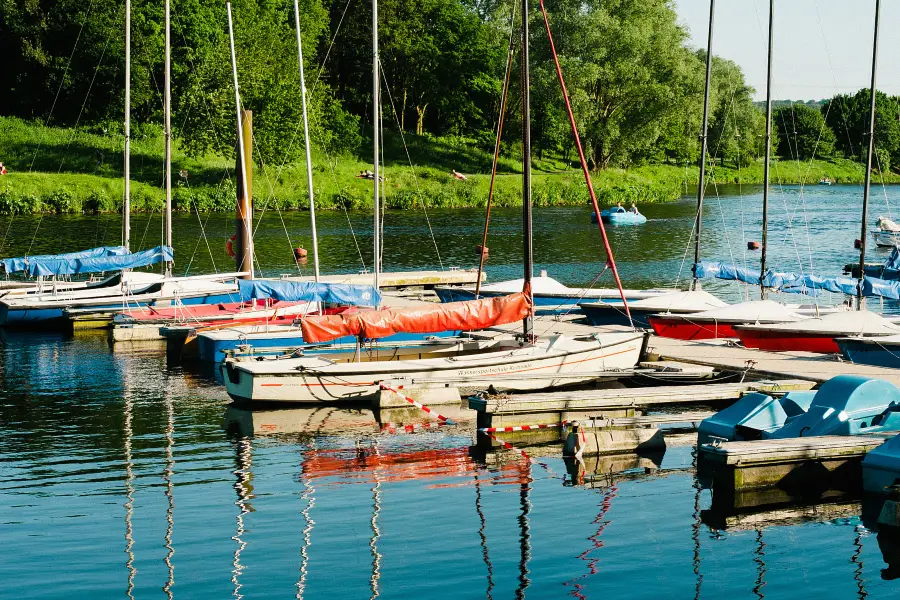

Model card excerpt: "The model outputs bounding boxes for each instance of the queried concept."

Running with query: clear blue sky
[673,0,900,101]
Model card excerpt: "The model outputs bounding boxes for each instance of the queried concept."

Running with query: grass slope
[0,116,896,215]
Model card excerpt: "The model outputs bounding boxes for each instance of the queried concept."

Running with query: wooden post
[235,110,253,278]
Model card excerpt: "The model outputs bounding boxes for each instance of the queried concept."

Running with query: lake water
[3,185,900,598]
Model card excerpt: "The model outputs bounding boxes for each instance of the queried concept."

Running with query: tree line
[1,0,897,174]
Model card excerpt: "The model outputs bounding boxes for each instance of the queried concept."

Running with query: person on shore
[0,162,6,175]
[451,169,467,181]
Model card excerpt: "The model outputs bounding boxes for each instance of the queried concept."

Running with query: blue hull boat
[698,375,900,443]
[837,334,900,369]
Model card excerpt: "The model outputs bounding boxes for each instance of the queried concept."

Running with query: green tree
[823,89,900,170]
[772,103,835,160]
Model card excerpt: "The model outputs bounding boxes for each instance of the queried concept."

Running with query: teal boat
[591,206,647,225]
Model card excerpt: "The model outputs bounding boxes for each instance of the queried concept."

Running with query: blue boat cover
[237,279,382,307]
[23,246,173,277]
[1,245,129,274]
[694,260,900,300]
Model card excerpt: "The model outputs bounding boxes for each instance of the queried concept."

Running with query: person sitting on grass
[0,162,7,175]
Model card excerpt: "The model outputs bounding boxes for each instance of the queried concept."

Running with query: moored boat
[734,310,900,354]
[836,333,900,368]
[434,273,669,310]
[581,289,726,328]
[648,300,803,340]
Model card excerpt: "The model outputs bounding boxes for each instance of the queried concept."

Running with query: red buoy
[747,241,760,250]
[476,245,489,256]
[294,247,308,259]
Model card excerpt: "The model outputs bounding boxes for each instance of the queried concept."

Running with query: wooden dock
[699,434,896,495]
[650,335,900,386]
[285,268,483,289]
[470,379,816,430]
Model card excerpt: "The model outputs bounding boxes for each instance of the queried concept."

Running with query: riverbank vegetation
[1,0,900,215]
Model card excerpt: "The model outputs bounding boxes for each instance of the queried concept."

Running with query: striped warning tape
[478,421,567,433]
[379,384,457,425]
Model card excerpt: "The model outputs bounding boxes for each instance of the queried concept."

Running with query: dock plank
[472,379,815,414]
[286,269,483,289]
[651,335,900,385]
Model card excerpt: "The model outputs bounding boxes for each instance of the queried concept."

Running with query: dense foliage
[0,0,898,177]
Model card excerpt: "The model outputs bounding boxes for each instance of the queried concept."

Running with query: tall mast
[227,2,253,280]
[692,0,715,290]
[521,0,533,337]
[759,0,774,300]
[163,0,173,276]
[123,0,131,251]
[858,0,881,310]
[372,0,381,289]
[293,0,320,282]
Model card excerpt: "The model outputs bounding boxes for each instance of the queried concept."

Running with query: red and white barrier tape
[379,384,457,425]
[478,421,567,433]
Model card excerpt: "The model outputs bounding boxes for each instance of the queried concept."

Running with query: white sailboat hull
[221,332,645,404]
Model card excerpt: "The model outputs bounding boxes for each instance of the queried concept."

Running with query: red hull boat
[116,299,318,328]
[733,310,900,354]
[648,300,805,341]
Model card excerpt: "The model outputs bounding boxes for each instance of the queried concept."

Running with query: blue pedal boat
[591,206,647,225]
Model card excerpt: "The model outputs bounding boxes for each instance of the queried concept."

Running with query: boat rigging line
[538,0,632,327]
[378,63,445,271]
[475,0,517,299]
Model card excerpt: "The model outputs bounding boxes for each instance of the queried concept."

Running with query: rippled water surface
[3,187,900,598]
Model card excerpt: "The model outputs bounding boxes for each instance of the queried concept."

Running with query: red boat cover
[300,292,532,343]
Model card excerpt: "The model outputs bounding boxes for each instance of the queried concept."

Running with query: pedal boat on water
[590,206,647,225]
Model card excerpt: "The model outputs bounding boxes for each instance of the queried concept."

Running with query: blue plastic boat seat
[772,375,900,438]
[698,390,816,443]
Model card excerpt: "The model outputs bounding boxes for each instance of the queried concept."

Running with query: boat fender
[294,247,308,260]
[855,239,863,249]
[747,241,760,250]
[226,234,237,258]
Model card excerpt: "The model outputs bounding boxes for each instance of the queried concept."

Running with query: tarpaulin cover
[301,292,533,343]
[694,260,900,299]
[1,245,129,274]
[24,246,173,277]
[237,279,381,307]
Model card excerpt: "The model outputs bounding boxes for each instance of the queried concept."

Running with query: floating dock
[651,335,900,386]
[470,379,816,430]
[699,434,897,496]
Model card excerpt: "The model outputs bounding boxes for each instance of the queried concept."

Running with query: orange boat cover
[300,292,532,343]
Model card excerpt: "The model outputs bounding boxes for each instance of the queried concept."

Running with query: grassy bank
[1,116,897,215]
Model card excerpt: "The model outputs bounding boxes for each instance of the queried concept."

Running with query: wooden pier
[699,434,896,496]
[470,379,815,430]
[650,335,900,386]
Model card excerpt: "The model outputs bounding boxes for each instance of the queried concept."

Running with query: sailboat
[219,0,645,404]
[0,0,247,328]
[726,0,890,354]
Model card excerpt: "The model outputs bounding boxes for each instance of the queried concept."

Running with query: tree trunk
[416,103,428,135]
[401,88,407,132]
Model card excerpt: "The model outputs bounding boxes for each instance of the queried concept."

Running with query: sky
[672,0,900,101]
